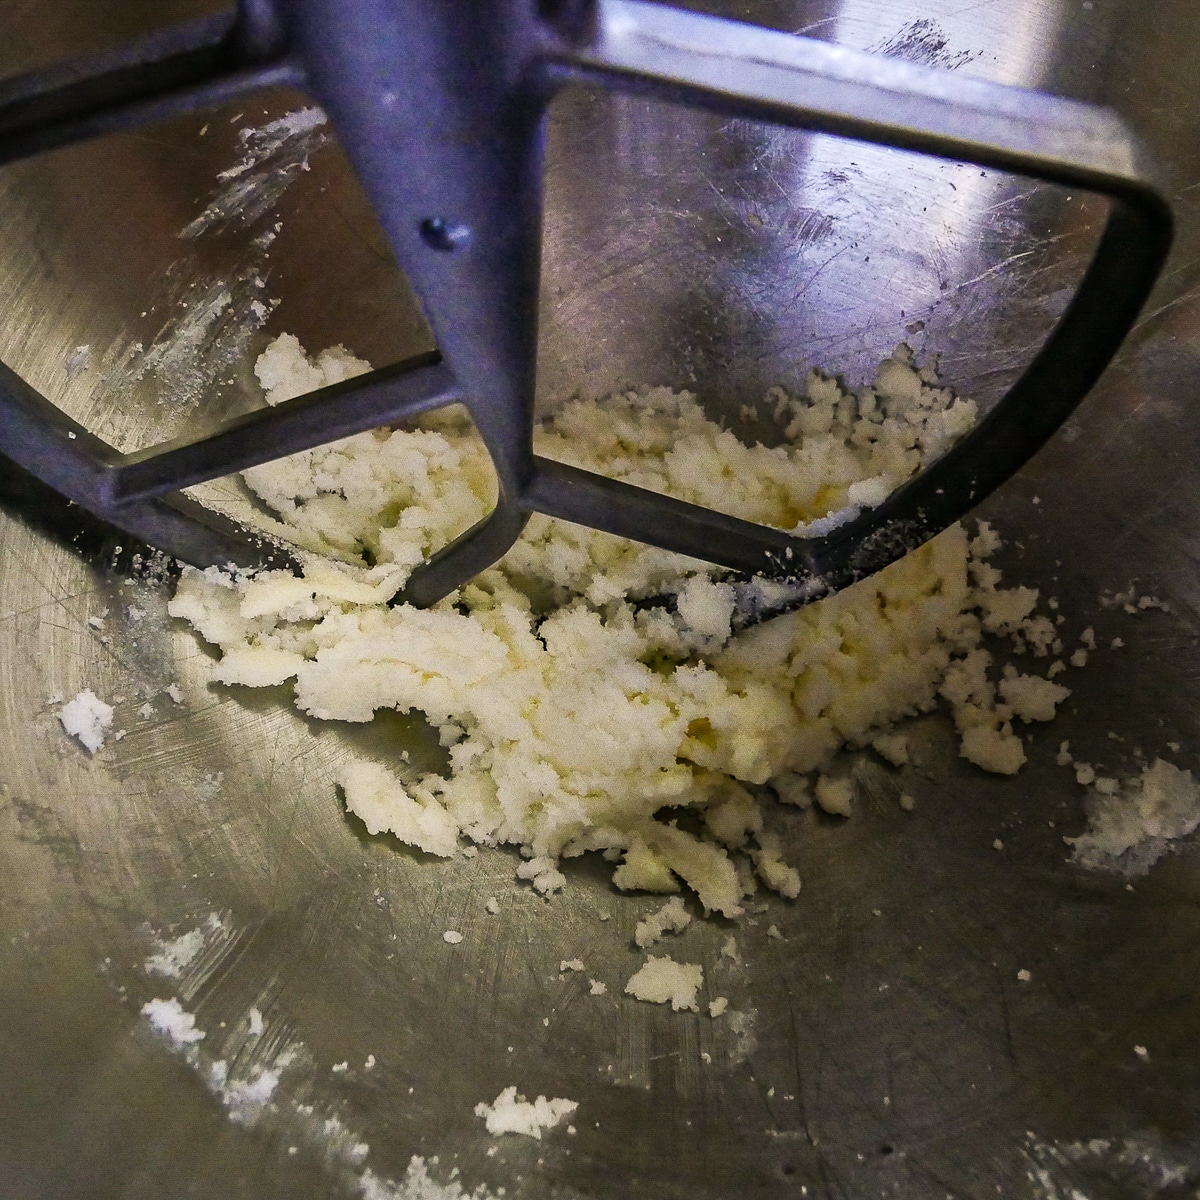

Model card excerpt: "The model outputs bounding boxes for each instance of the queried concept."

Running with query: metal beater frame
[0,0,1173,611]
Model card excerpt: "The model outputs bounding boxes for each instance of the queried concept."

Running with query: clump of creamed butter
[169,336,1068,917]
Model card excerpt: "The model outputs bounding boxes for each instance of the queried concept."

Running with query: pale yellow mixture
[170,336,1070,917]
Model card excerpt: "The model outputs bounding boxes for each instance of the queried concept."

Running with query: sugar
[59,689,114,754]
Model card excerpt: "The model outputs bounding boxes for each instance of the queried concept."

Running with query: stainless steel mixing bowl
[4,2,1200,1197]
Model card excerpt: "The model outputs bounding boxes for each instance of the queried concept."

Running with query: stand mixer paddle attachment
[0,0,1173,625]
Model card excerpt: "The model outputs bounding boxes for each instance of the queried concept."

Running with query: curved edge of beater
[497,0,1174,625]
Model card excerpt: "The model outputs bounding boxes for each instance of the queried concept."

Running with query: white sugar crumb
[59,689,114,754]
[363,1154,504,1199]
[625,955,703,1011]
[1017,969,1032,982]
[1066,759,1200,874]
[1075,763,1096,786]
[559,959,584,973]
[766,924,782,939]
[589,979,607,995]
[1070,648,1088,668]
[442,930,463,944]
[223,1066,282,1122]
[1056,741,1073,767]
[165,683,184,704]
[1080,627,1097,650]
[475,1086,578,1139]
[1134,1045,1150,1060]
[899,793,915,811]
[485,897,500,915]
[1111,637,1125,650]
[332,1061,349,1073]
[709,996,728,1017]
[634,897,692,948]
[137,993,300,1132]
[248,1007,264,1037]
[142,997,205,1046]
[170,335,1071,937]
[144,927,206,978]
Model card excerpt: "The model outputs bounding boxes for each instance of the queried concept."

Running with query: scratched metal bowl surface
[4,2,1200,1198]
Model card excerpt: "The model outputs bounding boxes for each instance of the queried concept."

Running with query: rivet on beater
[420,218,472,252]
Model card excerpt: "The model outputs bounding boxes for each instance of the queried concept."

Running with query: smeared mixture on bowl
[170,336,1070,918]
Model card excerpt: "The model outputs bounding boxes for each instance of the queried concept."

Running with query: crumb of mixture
[871,732,909,766]
[625,955,703,1011]
[815,775,853,817]
[475,1087,577,1138]
[1066,759,1200,875]
[634,897,692,948]
[59,689,114,754]
[142,997,205,1046]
